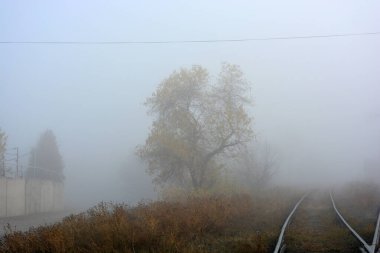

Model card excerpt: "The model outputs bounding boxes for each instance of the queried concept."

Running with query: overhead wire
[0,31,379,45]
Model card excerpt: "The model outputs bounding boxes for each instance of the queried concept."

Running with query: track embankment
[284,191,360,253]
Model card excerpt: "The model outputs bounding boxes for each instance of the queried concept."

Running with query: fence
[0,177,63,217]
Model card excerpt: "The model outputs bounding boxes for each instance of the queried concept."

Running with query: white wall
[0,178,63,217]
[5,178,25,216]
[53,182,64,211]
[0,178,7,217]
[25,179,41,215]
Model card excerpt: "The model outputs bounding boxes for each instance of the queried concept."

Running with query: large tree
[137,63,253,190]
[27,130,64,182]
[0,128,7,176]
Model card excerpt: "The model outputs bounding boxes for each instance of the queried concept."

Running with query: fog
[1,1,380,209]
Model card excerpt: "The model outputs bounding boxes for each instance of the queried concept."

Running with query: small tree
[137,63,253,190]
[0,128,7,177]
[27,130,64,182]
[238,142,278,192]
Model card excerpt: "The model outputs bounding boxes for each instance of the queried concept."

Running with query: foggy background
[1,1,379,209]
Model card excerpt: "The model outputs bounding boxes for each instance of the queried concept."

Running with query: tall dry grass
[0,189,300,253]
[334,181,380,243]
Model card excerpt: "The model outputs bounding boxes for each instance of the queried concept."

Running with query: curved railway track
[273,191,380,253]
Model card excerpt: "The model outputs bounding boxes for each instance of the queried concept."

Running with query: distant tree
[238,141,278,191]
[26,130,64,182]
[137,63,253,190]
[0,128,7,176]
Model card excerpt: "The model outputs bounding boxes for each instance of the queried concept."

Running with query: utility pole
[1,158,4,177]
[33,149,36,178]
[16,147,19,177]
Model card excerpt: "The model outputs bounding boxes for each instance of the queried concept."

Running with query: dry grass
[285,191,359,253]
[3,183,376,253]
[0,189,300,253]
[333,181,380,243]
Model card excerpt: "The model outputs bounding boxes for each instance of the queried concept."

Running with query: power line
[0,31,379,45]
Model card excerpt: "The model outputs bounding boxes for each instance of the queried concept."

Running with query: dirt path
[284,191,360,253]
[0,210,73,237]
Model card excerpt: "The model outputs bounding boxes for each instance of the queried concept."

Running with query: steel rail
[273,193,308,253]
[372,210,380,253]
[330,191,380,253]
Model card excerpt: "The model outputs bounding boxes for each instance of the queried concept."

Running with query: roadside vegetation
[2,183,379,253]
[0,188,301,253]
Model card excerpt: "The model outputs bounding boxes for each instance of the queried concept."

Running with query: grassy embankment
[0,188,301,253]
[4,182,377,253]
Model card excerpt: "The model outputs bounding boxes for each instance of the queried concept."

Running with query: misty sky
[1,1,380,207]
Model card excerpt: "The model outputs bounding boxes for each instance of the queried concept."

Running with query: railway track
[273,191,380,253]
